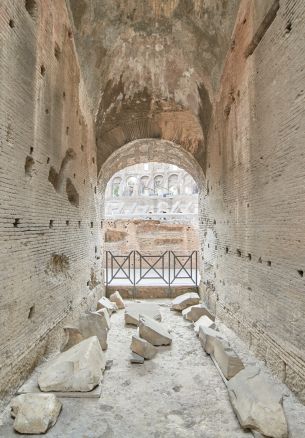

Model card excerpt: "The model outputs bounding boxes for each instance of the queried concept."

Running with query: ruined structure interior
[1,0,305,436]
[104,162,200,269]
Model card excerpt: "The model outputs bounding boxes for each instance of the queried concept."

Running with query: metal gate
[105,250,198,287]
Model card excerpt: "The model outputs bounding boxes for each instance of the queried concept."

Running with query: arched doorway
[98,139,206,298]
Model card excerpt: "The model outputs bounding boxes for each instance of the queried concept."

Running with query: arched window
[126,176,137,197]
[139,176,150,195]
[154,175,163,196]
[168,174,179,195]
[192,183,198,194]
[112,177,121,198]
[183,174,197,195]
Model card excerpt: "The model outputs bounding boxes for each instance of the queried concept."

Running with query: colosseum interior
[1,0,305,436]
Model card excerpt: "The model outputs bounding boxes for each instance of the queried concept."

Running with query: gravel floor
[0,299,304,437]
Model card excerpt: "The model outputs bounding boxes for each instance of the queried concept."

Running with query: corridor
[1,0,305,436]
[1,300,305,437]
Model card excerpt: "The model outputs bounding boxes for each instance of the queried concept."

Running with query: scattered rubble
[78,311,109,350]
[109,291,125,309]
[11,393,62,434]
[38,336,106,392]
[62,310,110,351]
[125,302,161,326]
[97,296,118,315]
[194,315,215,335]
[61,326,83,352]
[213,339,244,380]
[131,334,157,359]
[138,314,172,346]
[94,308,111,330]
[228,367,288,438]
[198,326,224,354]
[171,292,200,311]
[198,325,243,379]
[182,303,215,322]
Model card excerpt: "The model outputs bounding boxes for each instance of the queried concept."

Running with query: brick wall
[0,0,102,405]
[201,0,305,401]
[104,219,199,265]
[1,0,305,407]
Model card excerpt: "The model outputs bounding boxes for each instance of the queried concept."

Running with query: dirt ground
[1,300,304,437]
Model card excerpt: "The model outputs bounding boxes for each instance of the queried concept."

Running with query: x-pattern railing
[136,251,167,284]
[171,251,198,284]
[105,250,198,286]
[106,251,134,284]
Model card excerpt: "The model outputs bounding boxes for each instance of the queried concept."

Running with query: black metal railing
[105,250,198,286]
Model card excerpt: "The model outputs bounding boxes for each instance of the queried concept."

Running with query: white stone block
[109,291,125,309]
[171,292,200,311]
[182,303,215,322]
[194,315,215,335]
[138,314,172,346]
[38,336,106,392]
[131,334,157,359]
[11,393,62,434]
[228,367,288,438]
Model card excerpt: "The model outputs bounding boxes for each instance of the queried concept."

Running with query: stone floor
[1,300,305,437]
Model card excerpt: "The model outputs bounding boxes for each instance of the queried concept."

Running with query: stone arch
[98,138,206,280]
[98,138,206,194]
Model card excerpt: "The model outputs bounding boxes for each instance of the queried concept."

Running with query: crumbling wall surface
[68,0,241,171]
[0,0,101,407]
[202,0,305,401]
[104,219,199,262]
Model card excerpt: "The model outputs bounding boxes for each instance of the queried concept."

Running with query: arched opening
[139,176,150,196]
[105,162,198,219]
[125,176,137,197]
[99,139,206,298]
[153,174,164,196]
[168,174,179,195]
[111,177,121,198]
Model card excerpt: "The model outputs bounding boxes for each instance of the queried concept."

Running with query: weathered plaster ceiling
[67,0,241,171]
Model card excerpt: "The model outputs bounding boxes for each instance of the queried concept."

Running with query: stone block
[213,339,244,380]
[109,291,125,309]
[194,315,215,335]
[228,367,288,438]
[138,314,172,346]
[198,326,223,354]
[78,311,109,350]
[94,308,111,330]
[182,304,215,322]
[38,336,106,392]
[61,326,83,352]
[125,302,161,326]
[130,353,144,364]
[97,296,117,315]
[171,292,200,311]
[11,393,62,434]
[62,310,110,351]
[131,335,157,359]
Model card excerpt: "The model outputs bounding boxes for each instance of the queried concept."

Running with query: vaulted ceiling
[67,0,241,172]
